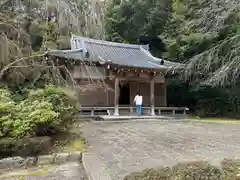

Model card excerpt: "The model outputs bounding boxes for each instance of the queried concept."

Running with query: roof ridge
[71,34,149,50]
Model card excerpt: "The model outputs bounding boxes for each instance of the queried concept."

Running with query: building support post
[150,78,155,116]
[163,82,167,106]
[114,77,119,116]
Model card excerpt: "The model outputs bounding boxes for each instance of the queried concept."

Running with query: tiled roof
[48,35,184,70]
[47,49,85,60]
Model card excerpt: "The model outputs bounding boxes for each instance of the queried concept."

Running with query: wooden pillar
[91,109,94,116]
[114,77,119,115]
[172,109,175,115]
[106,89,109,106]
[150,78,155,116]
[164,81,167,106]
[183,108,186,115]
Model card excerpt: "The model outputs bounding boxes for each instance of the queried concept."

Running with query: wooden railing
[79,106,189,116]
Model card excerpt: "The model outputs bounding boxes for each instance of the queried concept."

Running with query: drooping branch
[185,34,240,86]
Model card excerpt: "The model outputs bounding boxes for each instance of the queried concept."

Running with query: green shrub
[27,86,78,122]
[172,161,223,180]
[123,167,172,180]
[221,159,240,179]
[0,89,15,115]
[0,89,16,137]
[0,98,59,138]
[0,136,52,158]
[124,161,225,180]
[0,86,78,139]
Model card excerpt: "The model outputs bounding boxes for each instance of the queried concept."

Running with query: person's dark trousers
[136,105,142,115]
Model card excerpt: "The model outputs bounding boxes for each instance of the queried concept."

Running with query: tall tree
[0,0,105,87]
[105,0,172,46]
[161,0,240,86]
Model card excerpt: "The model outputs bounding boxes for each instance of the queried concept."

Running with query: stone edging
[82,153,112,180]
[0,151,82,170]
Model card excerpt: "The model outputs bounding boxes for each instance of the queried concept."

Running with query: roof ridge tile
[71,34,149,50]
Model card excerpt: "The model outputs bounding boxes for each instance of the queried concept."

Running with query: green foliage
[124,160,240,180]
[124,161,225,180]
[167,80,240,118]
[124,167,172,180]
[0,89,15,116]
[105,0,171,44]
[0,86,78,139]
[163,0,240,85]
[28,86,78,124]
[105,0,240,85]
[221,159,240,179]
[0,136,52,158]
[0,0,105,87]
[172,161,223,180]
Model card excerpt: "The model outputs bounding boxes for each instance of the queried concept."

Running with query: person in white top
[133,92,143,115]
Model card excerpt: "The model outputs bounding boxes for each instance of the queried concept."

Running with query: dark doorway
[119,84,130,105]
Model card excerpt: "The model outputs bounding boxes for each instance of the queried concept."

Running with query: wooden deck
[79,106,189,117]
[93,115,183,121]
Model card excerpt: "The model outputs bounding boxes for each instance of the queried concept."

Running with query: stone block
[0,156,38,169]
[68,151,82,162]
[37,155,54,165]
[21,157,38,167]
[0,157,24,169]
[54,153,70,164]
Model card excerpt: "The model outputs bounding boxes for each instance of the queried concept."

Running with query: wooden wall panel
[72,65,106,79]
[77,80,109,106]
[155,83,166,106]
[129,82,166,107]
[77,79,167,107]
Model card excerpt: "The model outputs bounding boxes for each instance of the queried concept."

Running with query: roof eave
[139,46,185,69]
[46,49,84,60]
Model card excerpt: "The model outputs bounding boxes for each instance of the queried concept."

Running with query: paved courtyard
[82,120,240,180]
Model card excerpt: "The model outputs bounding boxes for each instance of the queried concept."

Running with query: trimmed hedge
[0,136,52,158]
[172,161,223,180]
[221,159,240,179]
[124,160,240,180]
[124,167,172,180]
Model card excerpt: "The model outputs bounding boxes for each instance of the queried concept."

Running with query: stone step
[82,153,112,180]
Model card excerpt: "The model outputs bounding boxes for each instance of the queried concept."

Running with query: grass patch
[0,164,53,179]
[64,138,86,152]
[51,122,87,153]
[186,116,240,124]
[17,169,49,179]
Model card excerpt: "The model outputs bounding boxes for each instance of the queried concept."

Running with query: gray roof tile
[73,35,170,69]
[48,35,184,70]
[47,49,85,60]
[85,41,166,69]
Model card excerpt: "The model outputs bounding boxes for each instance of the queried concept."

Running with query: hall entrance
[119,83,130,105]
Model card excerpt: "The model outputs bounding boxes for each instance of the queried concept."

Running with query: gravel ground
[0,162,86,180]
[82,120,240,180]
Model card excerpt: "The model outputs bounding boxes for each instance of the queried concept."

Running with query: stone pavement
[82,120,240,180]
[0,162,85,180]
